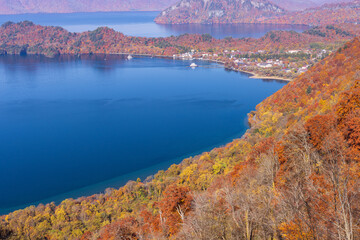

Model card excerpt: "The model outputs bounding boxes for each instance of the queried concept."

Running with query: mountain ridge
[155,0,285,24]
[0,0,357,15]
[155,0,360,25]
[270,0,356,11]
[262,0,360,25]
[0,0,179,14]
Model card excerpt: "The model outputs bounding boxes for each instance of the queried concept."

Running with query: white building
[288,50,301,54]
[257,63,273,68]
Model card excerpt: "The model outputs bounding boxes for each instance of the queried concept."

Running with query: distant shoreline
[1,51,294,82]
[108,52,294,82]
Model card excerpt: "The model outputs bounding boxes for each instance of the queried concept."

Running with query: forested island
[1,21,359,80]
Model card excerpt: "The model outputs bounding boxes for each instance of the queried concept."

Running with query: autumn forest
[0,1,360,239]
[0,28,359,239]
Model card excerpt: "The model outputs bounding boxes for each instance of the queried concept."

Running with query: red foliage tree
[98,217,139,240]
[305,114,337,150]
[157,184,193,236]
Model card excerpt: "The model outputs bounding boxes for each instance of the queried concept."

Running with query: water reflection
[0,54,290,84]
[0,54,128,73]
[158,23,310,39]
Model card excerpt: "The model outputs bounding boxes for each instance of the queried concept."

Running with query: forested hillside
[0,28,359,239]
[0,21,357,57]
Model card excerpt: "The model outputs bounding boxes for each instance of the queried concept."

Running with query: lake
[0,54,287,214]
[0,11,310,38]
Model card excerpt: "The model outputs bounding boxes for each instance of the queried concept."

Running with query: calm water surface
[0,55,287,214]
[0,11,310,38]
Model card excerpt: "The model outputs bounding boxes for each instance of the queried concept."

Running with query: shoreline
[0,129,248,216]
[120,53,294,82]
[1,52,295,82]
[126,53,294,82]
[234,69,293,82]
[117,53,294,82]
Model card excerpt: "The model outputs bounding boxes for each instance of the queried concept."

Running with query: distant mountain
[0,0,179,14]
[313,0,355,4]
[270,0,356,11]
[263,0,360,25]
[270,0,317,11]
[155,0,285,24]
[0,0,356,15]
[156,0,360,25]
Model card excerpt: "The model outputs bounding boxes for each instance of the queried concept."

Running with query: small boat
[190,63,198,68]
[127,55,133,60]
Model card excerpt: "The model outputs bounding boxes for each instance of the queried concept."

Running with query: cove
[0,54,287,214]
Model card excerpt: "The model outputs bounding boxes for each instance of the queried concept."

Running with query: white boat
[127,55,133,60]
[190,63,198,68]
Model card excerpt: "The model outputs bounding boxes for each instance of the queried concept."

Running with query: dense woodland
[0,21,359,58]
[0,17,359,238]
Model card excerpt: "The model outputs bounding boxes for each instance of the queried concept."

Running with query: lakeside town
[173,47,332,80]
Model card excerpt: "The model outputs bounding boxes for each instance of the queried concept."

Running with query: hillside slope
[155,0,285,24]
[0,0,179,14]
[0,25,359,239]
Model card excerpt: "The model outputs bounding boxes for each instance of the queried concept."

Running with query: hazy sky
[0,0,355,14]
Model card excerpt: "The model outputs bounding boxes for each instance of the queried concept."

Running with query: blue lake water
[0,11,310,38]
[0,54,287,214]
